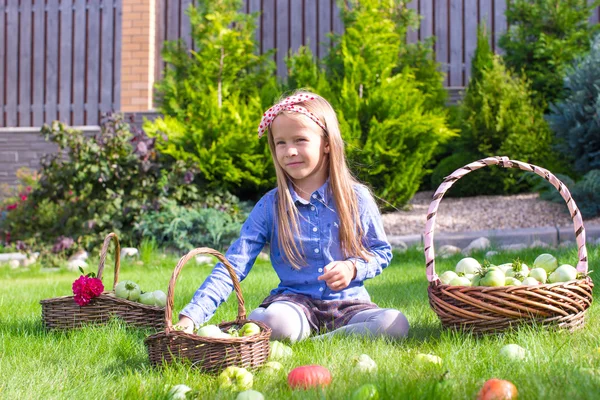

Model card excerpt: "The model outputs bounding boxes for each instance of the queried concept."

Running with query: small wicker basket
[426,156,594,334]
[40,233,164,330]
[144,247,271,373]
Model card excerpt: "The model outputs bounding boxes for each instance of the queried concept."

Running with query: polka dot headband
[257,93,327,138]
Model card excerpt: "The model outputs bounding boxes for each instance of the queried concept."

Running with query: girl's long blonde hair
[266,90,372,269]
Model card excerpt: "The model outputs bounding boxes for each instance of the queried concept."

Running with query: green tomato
[499,344,527,361]
[269,341,293,361]
[239,322,261,337]
[548,264,577,283]
[236,390,264,400]
[504,277,521,286]
[114,280,141,301]
[521,277,539,285]
[449,277,471,286]
[533,253,558,274]
[480,270,505,287]
[439,271,459,285]
[529,268,547,283]
[471,274,482,287]
[414,353,443,366]
[218,366,253,392]
[167,384,192,400]
[351,383,379,400]
[455,257,482,275]
[196,324,223,337]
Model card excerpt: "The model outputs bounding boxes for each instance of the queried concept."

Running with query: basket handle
[164,247,246,332]
[424,156,588,283]
[97,232,121,291]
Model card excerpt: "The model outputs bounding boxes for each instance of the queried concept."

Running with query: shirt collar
[288,179,330,205]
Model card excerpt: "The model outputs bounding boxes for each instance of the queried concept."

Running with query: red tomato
[287,365,332,389]
[477,379,518,400]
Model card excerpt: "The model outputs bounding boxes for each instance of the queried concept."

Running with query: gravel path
[382,191,600,236]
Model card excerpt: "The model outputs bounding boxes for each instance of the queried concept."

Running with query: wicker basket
[425,156,594,334]
[144,247,272,373]
[40,233,164,330]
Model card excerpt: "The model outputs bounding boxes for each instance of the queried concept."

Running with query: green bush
[134,199,249,253]
[286,0,455,209]
[146,0,280,200]
[499,0,599,108]
[547,34,600,174]
[0,115,198,249]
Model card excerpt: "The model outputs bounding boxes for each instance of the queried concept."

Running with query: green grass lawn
[1,244,600,399]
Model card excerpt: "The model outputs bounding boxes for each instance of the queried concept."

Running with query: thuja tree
[443,26,557,196]
[499,0,599,108]
[287,0,454,208]
[146,0,280,200]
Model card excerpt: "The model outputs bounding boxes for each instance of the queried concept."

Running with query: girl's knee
[379,309,410,338]
[248,302,309,342]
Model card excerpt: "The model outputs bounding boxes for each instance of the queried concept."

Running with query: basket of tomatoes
[40,233,165,330]
[425,156,594,334]
[144,247,271,373]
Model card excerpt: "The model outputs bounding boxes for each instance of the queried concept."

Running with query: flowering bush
[72,269,104,306]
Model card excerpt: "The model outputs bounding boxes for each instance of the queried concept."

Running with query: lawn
[1,244,600,399]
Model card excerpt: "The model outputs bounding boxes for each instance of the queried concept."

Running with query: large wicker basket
[144,247,271,373]
[426,156,594,334]
[40,233,164,330]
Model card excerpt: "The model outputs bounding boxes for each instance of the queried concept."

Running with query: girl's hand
[318,260,357,291]
[174,316,195,334]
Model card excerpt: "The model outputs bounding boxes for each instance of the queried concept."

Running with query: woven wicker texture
[144,248,271,373]
[425,156,594,334]
[40,233,164,330]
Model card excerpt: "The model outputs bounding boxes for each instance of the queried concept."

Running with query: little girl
[175,91,409,342]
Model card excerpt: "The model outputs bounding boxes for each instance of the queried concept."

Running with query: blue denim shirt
[180,181,393,327]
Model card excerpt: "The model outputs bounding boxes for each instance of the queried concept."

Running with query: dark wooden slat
[435,0,449,86]
[86,0,101,125]
[317,0,331,59]
[58,0,73,124]
[100,0,115,117]
[275,0,289,78]
[406,0,418,44]
[464,0,478,82]
[180,0,193,47]
[113,0,122,112]
[480,0,493,49]
[248,0,261,52]
[18,0,32,126]
[290,0,303,53]
[332,0,343,37]
[420,0,433,40]
[166,0,179,41]
[32,0,45,126]
[304,0,318,56]
[449,0,463,86]
[72,0,86,125]
[5,1,18,126]
[45,0,59,123]
[494,0,506,53]
[262,0,275,57]
[0,0,5,126]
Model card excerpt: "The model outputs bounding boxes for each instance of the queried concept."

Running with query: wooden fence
[0,0,121,128]
[157,0,600,87]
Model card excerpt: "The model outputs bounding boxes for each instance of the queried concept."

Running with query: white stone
[66,259,88,272]
[438,245,461,259]
[559,240,575,248]
[9,259,20,269]
[462,237,491,255]
[120,247,139,258]
[500,243,528,251]
[68,249,89,262]
[195,255,213,265]
[485,250,499,258]
[0,253,26,263]
[258,252,270,261]
[529,240,550,249]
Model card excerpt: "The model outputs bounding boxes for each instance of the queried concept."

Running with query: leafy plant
[134,199,248,253]
[286,0,455,208]
[0,115,199,249]
[146,0,280,200]
[499,0,600,108]
[547,34,600,175]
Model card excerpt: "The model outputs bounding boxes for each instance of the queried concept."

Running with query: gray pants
[248,301,410,342]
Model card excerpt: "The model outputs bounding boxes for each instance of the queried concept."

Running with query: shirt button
[312,194,317,199]
[314,248,320,253]
[318,268,323,272]
[311,206,316,211]
[319,287,324,292]
[312,227,318,232]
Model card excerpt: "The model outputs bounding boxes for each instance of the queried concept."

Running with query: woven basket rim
[145,319,272,345]
[40,291,165,311]
[430,276,594,290]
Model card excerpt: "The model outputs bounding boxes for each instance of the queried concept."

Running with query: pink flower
[72,275,104,306]
[6,203,17,211]
[20,194,27,201]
